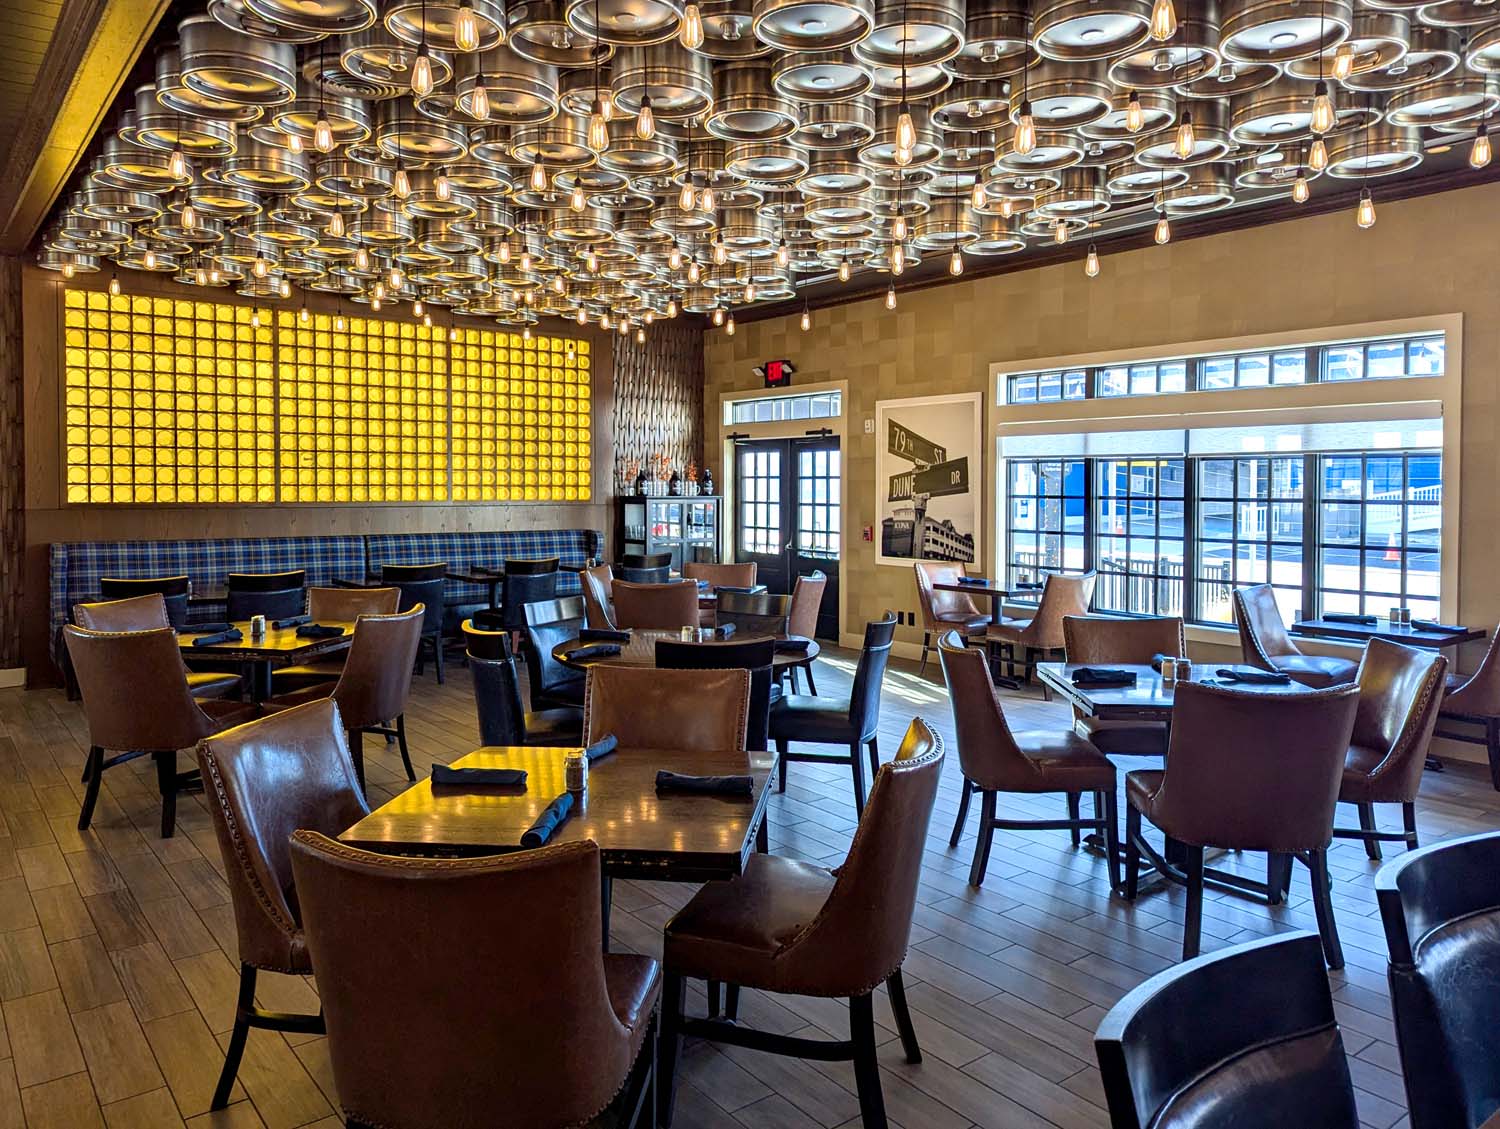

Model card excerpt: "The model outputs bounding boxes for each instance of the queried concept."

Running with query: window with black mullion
[1194,456,1305,625]
[1005,458,1086,602]
[1092,457,1185,616]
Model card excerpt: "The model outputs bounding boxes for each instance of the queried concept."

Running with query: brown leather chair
[658,718,943,1129]
[584,665,751,752]
[260,605,425,792]
[581,562,617,629]
[273,587,403,691]
[1062,614,1186,756]
[64,625,257,837]
[1233,584,1360,688]
[73,593,242,700]
[1333,638,1447,860]
[683,561,758,588]
[914,560,989,676]
[987,571,1097,689]
[783,570,827,694]
[195,698,369,1111]
[1123,679,1361,967]
[611,579,700,630]
[938,631,1119,889]
[289,834,660,1129]
[1434,628,1500,790]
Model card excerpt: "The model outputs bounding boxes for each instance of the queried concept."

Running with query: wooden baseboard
[0,667,25,688]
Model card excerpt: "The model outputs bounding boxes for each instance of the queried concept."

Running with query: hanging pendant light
[1175,112,1195,159]
[497,239,512,263]
[680,1,704,48]
[370,295,382,312]
[1292,169,1310,202]
[775,238,789,269]
[892,213,907,241]
[414,299,425,316]
[529,158,548,193]
[393,164,412,199]
[890,243,904,275]
[838,258,851,282]
[168,145,187,180]
[354,246,371,271]
[279,278,291,298]
[1154,210,1171,244]
[1000,197,1015,218]
[699,184,716,213]
[726,310,736,335]
[1126,92,1144,133]
[571,181,587,210]
[454,0,481,51]
[1332,42,1354,81]
[335,311,346,331]
[180,201,197,230]
[390,266,405,289]
[712,306,724,326]
[713,234,728,265]
[1015,100,1036,155]
[885,284,897,310]
[520,248,533,271]
[435,168,453,200]
[286,132,305,154]
[299,304,309,323]
[327,211,346,238]
[588,98,610,151]
[471,74,492,120]
[1471,122,1492,170]
[1053,221,1068,244]
[552,274,566,294]
[1308,137,1329,172]
[314,113,335,153]
[253,257,269,279]
[108,273,120,296]
[61,260,76,280]
[970,181,986,209]
[1357,187,1376,228]
[1085,244,1100,277]
[636,95,656,141]
[143,248,158,270]
[1311,82,1336,134]
[412,0,435,95]
[800,301,811,331]
[585,245,599,272]
[743,280,755,302]
[949,249,964,275]
[251,309,262,328]
[687,258,701,283]
[667,298,679,318]
[1149,0,1177,41]
[678,179,695,211]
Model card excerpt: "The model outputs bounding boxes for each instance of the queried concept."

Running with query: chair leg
[803,661,817,696]
[1181,845,1205,961]
[886,969,921,1065]
[78,747,105,831]
[1306,848,1344,970]
[1101,789,1121,892]
[657,971,685,1128]
[866,735,880,779]
[1124,803,1143,901]
[1066,792,1082,847]
[347,728,366,794]
[849,993,888,1129]
[918,632,931,677]
[776,738,789,793]
[849,743,867,815]
[1487,719,1500,791]
[724,984,740,1022]
[395,714,415,782]
[968,791,997,887]
[433,636,445,685]
[948,778,973,849]
[787,666,799,694]
[1266,853,1294,906]
[1357,802,1383,861]
[155,751,177,839]
[212,964,257,1110]
[707,980,722,1019]
[1402,802,1419,850]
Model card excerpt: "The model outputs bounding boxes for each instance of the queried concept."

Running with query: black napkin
[1215,667,1293,685]
[569,642,621,660]
[1071,667,1137,687]
[474,564,504,575]
[296,623,346,639]
[655,771,754,798]
[1323,612,1377,625]
[430,764,527,788]
[774,637,811,653]
[191,628,243,647]
[187,621,232,634]
[585,735,618,763]
[273,613,312,629]
[716,585,758,594]
[1411,619,1464,634]
[1016,581,1045,590]
[520,792,575,848]
[955,576,989,586]
[580,627,631,643]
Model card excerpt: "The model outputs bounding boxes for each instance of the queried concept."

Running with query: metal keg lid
[751,0,875,51]
[1344,25,1460,90]
[1032,0,1152,62]
[384,0,510,51]
[1386,73,1499,125]
[946,0,1033,79]
[453,45,560,124]
[179,14,299,107]
[1010,60,1113,130]
[1220,0,1354,65]
[242,0,376,35]
[1283,10,1411,79]
[612,43,715,118]
[565,0,684,46]
[694,0,774,57]
[1324,120,1425,174]
[854,0,966,67]
[796,101,878,149]
[1175,60,1281,98]
[1161,164,1236,213]
[1079,87,1176,139]
[771,50,873,102]
[933,79,1012,131]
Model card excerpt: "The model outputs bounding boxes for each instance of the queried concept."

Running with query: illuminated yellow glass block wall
[62,289,275,504]
[60,288,595,504]
[450,328,592,502]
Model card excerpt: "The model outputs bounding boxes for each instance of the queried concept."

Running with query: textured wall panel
[1,255,23,667]
[611,318,705,491]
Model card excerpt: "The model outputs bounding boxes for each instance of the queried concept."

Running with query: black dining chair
[521,596,587,709]
[495,557,560,632]
[379,562,447,582]
[387,576,446,683]
[1376,830,1500,1129]
[769,614,897,813]
[618,552,672,584]
[463,621,583,746]
[225,570,307,621]
[716,592,791,638]
[656,637,777,753]
[99,575,190,629]
[1094,932,1361,1129]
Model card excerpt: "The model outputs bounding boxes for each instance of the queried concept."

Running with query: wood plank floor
[1,649,1496,1128]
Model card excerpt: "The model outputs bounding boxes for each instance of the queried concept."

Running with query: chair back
[227,586,307,621]
[1150,679,1360,852]
[913,561,980,628]
[226,570,306,592]
[612,580,699,629]
[774,719,943,995]
[618,552,672,584]
[390,577,446,636]
[938,630,1053,791]
[521,596,586,703]
[580,563,616,629]
[787,571,827,639]
[64,625,221,752]
[683,561,758,588]
[1063,615,1185,664]
[289,834,644,1129]
[499,557,560,632]
[308,586,401,621]
[1095,933,1360,1129]
[380,562,447,582]
[1024,571,1096,649]
[463,622,526,746]
[99,575,189,628]
[74,593,171,632]
[584,665,750,752]
[655,638,777,752]
[1348,638,1448,803]
[196,699,369,972]
[1443,629,1500,718]
[331,606,425,729]
[1233,583,1299,665]
[847,613,898,741]
[1375,830,1500,1129]
[716,591,792,637]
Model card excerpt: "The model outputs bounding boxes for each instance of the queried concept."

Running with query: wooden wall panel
[1,255,24,668]
[610,317,705,491]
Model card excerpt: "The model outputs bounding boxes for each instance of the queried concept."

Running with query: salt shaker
[1160,656,1177,683]
[1176,658,1193,682]
[564,751,588,793]
[249,614,266,640]
[680,625,695,641]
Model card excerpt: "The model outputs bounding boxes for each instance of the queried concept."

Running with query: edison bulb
[571,182,587,211]
[970,181,986,209]
[699,185,716,212]
[1149,0,1177,41]
[667,297,679,318]
[1310,82,1335,135]
[1332,42,1354,81]
[413,299,425,316]
[423,313,433,327]
[800,307,810,331]
[1309,137,1329,171]
[372,280,384,302]
[1001,197,1016,218]
[726,311,735,335]
[435,168,453,201]
[1126,91,1144,133]
[743,281,755,302]
[678,180,695,210]
[251,309,261,328]
[1014,101,1037,155]
[949,249,964,275]
[1472,123,1492,170]
[253,256,269,278]
[298,305,310,323]
[107,273,120,296]
[524,325,534,341]
[890,243,904,275]
[314,114,335,153]
[585,245,599,272]
[393,165,412,199]
[838,258,851,282]
[143,249,157,270]
[712,306,724,326]
[286,132,304,154]
[327,211,346,238]
[636,96,656,140]
[1175,112,1195,159]
[1085,244,1100,277]
[529,160,548,192]
[895,108,918,154]
[635,326,645,343]
[588,99,610,152]
[389,266,404,289]
[687,259,701,283]
[498,239,512,263]
[454,0,481,51]
[1292,170,1310,203]
[1154,213,1171,244]
[712,238,728,265]
[209,267,221,284]
[885,284,897,310]
[471,80,491,120]
[552,274,565,294]
[775,239,789,268]
[354,247,370,271]
[62,261,75,280]
[168,146,187,180]
[668,243,683,270]
[520,250,532,271]
[180,202,196,230]
[680,1,704,49]
[1356,188,1376,229]
[335,313,346,331]
[1054,221,1068,244]
[279,278,291,298]
[892,213,907,241]
[411,52,435,97]
[370,296,382,312]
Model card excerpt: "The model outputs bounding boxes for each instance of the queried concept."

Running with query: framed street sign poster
[875,392,983,567]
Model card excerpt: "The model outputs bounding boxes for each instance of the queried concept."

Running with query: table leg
[249,660,272,704]
[756,812,769,853]
[601,873,613,952]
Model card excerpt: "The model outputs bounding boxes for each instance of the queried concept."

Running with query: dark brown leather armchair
[1233,584,1360,687]
[913,560,988,676]
[581,562,616,630]
[1062,614,1185,756]
[988,571,1097,689]
[585,665,751,752]
[683,560,758,588]
[64,625,257,837]
[273,586,403,691]
[611,579,700,629]
[1435,629,1500,790]
[658,718,943,1129]
[195,698,369,1110]
[938,631,1118,889]
[1124,679,1361,966]
[463,620,583,747]
[289,833,660,1129]
[261,605,425,791]
[1333,637,1447,859]
[783,570,827,694]
[73,593,242,700]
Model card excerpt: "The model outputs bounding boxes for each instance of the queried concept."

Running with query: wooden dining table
[178,619,356,702]
[1291,615,1486,649]
[929,577,1017,626]
[552,629,820,672]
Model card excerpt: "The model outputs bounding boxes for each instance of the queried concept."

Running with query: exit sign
[757,359,794,388]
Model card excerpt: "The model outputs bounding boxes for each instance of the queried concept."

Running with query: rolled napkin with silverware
[187,621,232,634]
[585,735,617,763]
[272,613,312,629]
[1323,612,1377,625]
[655,771,754,798]
[1411,618,1463,633]
[955,576,989,586]
[569,642,621,660]
[430,764,527,788]
[1071,667,1137,687]
[191,628,243,647]
[1215,667,1293,685]
[1016,581,1044,590]
[774,637,811,653]
[579,627,631,643]
[715,585,757,594]
[520,792,575,847]
[296,623,346,639]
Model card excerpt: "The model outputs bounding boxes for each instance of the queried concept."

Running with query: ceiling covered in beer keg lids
[32,0,1500,325]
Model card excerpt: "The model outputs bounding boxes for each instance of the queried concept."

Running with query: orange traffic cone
[1385,532,1400,562]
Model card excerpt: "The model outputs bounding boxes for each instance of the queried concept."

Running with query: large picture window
[1317,453,1441,618]
[1195,457,1305,625]
[1005,459,1086,588]
[1093,458,1186,617]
